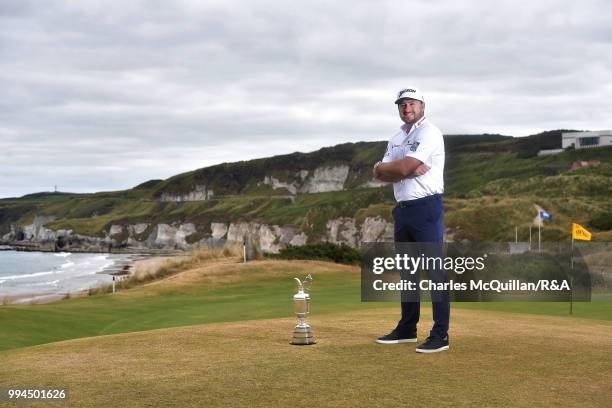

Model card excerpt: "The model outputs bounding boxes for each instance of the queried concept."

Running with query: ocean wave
[94,261,116,274]
[1,270,55,280]
[30,279,61,287]
[0,252,122,296]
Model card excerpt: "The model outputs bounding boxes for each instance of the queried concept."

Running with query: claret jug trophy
[290,274,316,345]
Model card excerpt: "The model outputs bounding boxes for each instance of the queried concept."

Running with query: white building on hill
[562,130,612,150]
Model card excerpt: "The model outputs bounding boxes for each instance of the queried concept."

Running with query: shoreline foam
[0,251,174,305]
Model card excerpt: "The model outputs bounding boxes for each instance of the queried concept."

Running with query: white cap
[394,87,425,104]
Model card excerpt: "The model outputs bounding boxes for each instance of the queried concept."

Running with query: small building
[562,130,612,150]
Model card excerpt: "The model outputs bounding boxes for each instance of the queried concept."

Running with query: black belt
[396,194,442,208]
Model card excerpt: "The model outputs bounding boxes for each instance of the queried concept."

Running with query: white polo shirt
[382,116,445,201]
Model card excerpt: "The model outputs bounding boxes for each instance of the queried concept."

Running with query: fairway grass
[1,308,610,407]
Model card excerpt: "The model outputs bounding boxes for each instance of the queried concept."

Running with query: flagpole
[568,223,592,315]
[570,233,574,315]
[529,226,532,251]
[538,223,541,253]
[571,234,574,268]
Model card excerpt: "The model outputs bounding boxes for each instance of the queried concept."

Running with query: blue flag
[539,211,553,221]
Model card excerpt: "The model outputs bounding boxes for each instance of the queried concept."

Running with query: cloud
[1,0,610,197]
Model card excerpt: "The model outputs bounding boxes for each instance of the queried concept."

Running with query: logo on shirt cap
[397,88,416,98]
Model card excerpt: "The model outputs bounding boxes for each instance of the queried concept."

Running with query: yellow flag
[572,223,592,241]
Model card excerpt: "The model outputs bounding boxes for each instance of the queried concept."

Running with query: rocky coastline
[1,215,395,254]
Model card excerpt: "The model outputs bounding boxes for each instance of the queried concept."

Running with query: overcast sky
[1,0,610,198]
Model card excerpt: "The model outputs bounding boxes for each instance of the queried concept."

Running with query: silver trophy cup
[290,274,316,345]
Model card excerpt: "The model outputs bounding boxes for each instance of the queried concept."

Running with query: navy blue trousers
[392,194,449,339]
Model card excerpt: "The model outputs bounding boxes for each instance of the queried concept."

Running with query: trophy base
[290,324,316,345]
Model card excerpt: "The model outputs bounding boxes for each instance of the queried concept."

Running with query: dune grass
[88,245,245,295]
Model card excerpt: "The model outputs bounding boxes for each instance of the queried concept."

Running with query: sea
[0,247,137,302]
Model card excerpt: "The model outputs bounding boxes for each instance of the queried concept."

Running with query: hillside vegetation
[1,130,610,242]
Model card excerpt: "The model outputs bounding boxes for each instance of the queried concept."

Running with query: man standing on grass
[372,87,449,353]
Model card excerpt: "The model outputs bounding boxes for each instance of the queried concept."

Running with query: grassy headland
[1,131,610,244]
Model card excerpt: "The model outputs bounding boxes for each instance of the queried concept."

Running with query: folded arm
[373,157,429,182]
